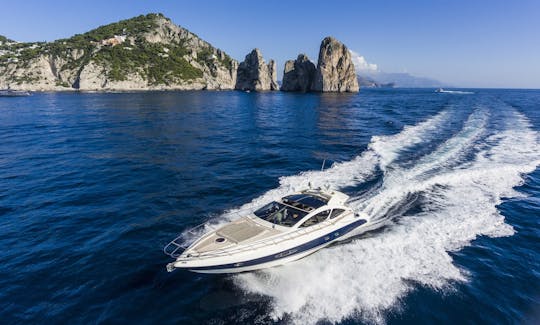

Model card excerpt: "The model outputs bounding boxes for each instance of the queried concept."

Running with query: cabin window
[254,201,307,227]
[330,209,345,219]
[299,210,331,228]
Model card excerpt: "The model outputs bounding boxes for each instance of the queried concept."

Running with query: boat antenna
[321,159,326,171]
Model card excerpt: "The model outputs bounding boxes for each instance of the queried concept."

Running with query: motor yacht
[164,188,372,274]
[0,89,31,97]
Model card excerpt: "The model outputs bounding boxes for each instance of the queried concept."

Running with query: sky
[0,0,539,88]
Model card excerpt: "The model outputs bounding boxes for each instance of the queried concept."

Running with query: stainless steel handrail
[163,222,218,258]
[163,207,259,258]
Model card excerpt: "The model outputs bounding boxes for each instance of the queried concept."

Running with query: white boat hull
[186,243,331,274]
[172,217,373,274]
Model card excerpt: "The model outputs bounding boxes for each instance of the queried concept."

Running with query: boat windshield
[282,194,328,211]
[254,201,308,227]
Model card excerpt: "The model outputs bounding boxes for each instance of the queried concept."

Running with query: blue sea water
[0,89,539,324]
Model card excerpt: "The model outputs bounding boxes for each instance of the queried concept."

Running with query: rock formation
[1,20,362,94]
[235,49,278,91]
[281,54,316,92]
[267,59,279,91]
[311,37,359,92]
[0,14,238,91]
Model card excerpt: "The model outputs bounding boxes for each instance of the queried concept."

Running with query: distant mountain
[357,75,395,88]
[350,50,444,88]
[0,14,238,91]
[358,71,445,88]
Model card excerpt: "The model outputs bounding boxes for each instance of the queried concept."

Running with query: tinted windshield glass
[299,210,331,228]
[254,202,308,227]
[282,194,328,211]
[330,209,345,219]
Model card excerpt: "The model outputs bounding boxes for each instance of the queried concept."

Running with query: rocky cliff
[2,21,361,94]
[0,14,238,91]
[311,37,359,92]
[235,49,278,91]
[281,54,316,92]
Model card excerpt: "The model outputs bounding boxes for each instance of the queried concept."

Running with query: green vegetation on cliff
[44,13,170,81]
[0,35,12,43]
[0,13,237,88]
[70,13,160,44]
[94,41,202,84]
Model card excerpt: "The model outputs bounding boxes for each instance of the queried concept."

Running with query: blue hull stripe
[186,218,367,271]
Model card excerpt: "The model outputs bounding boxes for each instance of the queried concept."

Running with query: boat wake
[227,103,540,323]
[439,90,475,94]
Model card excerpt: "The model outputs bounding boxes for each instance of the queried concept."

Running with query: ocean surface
[0,89,539,324]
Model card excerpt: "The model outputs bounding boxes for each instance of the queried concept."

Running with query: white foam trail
[358,108,488,218]
[233,108,540,324]
[369,110,450,169]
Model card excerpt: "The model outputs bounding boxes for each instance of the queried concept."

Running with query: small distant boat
[0,89,31,97]
[435,88,474,95]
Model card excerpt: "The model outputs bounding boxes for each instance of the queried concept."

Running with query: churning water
[0,89,539,324]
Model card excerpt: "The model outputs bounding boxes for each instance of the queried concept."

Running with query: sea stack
[235,49,278,91]
[281,54,316,92]
[267,59,279,91]
[311,37,359,92]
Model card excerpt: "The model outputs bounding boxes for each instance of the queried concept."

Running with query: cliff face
[311,37,359,92]
[281,54,316,92]
[1,23,360,94]
[235,49,278,91]
[0,14,238,91]
[267,59,279,91]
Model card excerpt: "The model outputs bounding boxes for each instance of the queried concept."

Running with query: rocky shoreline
[0,13,359,93]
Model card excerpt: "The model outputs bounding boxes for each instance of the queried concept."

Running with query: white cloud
[349,50,378,73]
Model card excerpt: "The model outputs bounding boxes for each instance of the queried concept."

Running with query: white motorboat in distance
[164,188,373,274]
[0,89,31,97]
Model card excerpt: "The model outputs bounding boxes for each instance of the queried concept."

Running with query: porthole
[215,237,226,243]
